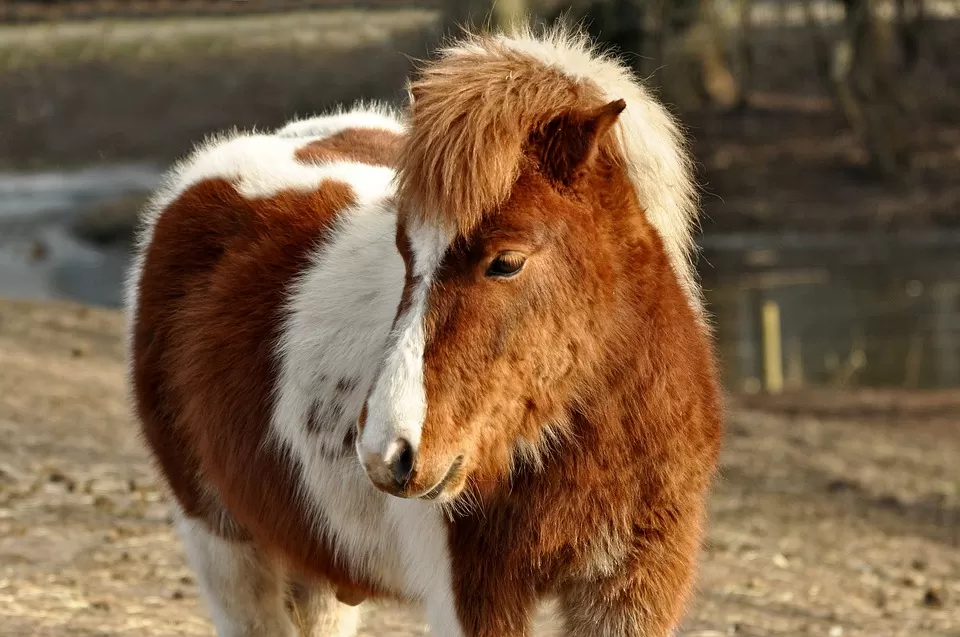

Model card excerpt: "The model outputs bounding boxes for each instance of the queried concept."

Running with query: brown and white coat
[126,27,723,637]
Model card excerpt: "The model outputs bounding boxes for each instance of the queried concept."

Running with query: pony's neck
[576,230,717,461]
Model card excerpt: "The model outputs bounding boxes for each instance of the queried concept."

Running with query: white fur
[127,105,465,636]
[174,506,298,637]
[272,195,408,593]
[445,27,704,317]
[359,218,451,464]
[276,102,406,139]
[175,506,362,637]
[270,172,462,631]
[294,580,363,637]
[389,498,464,637]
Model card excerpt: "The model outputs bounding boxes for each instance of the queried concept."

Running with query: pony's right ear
[532,98,626,186]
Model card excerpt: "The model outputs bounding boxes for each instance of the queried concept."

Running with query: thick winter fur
[127,26,722,637]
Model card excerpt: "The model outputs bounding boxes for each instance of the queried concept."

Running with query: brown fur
[294,127,401,167]
[386,35,723,635]
[418,120,720,637]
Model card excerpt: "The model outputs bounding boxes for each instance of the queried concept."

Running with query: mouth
[419,455,464,501]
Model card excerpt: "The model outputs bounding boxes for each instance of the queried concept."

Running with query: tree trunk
[831,0,911,178]
[660,0,739,110]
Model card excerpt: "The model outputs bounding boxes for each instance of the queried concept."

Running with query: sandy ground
[0,298,958,636]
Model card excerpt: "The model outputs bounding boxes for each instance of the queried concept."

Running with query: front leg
[558,518,702,637]
[393,500,535,637]
[443,526,538,637]
[442,568,537,637]
[174,508,296,637]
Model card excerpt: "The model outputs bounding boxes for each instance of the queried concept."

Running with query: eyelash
[485,252,526,278]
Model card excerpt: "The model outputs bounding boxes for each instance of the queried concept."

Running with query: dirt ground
[1,298,957,636]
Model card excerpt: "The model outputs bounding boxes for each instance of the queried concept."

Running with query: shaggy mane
[395,25,703,310]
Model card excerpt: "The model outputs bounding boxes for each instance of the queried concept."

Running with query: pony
[125,25,723,637]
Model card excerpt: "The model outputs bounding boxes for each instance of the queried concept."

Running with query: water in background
[703,234,960,390]
[0,166,158,307]
[2,167,959,390]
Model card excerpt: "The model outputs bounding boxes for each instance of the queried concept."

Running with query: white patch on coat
[276,102,406,139]
[174,506,297,637]
[272,195,408,592]
[358,217,451,462]
[272,199,462,632]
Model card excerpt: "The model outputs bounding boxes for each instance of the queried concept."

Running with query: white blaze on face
[359,219,451,463]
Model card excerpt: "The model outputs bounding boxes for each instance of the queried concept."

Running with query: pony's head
[358,28,700,503]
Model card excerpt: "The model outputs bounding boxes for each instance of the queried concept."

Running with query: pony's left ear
[533,98,626,186]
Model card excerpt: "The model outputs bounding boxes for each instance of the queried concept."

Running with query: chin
[425,488,462,505]
[421,473,470,507]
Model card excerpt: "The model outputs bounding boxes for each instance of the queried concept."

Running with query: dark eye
[485,252,527,279]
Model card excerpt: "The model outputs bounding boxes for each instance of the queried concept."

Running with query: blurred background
[0,1,957,636]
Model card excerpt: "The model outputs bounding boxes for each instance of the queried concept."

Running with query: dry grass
[0,8,439,171]
[0,9,436,67]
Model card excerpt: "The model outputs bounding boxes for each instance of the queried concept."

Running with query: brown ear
[532,98,626,186]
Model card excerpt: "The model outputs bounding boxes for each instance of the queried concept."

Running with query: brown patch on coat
[295,128,402,167]
[392,226,421,321]
[335,378,357,395]
[341,425,357,456]
[131,175,391,602]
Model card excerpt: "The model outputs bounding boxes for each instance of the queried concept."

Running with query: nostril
[390,438,415,488]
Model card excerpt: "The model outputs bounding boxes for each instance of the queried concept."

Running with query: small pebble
[29,241,49,262]
[874,590,887,609]
[901,572,925,587]
[923,588,944,608]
